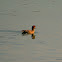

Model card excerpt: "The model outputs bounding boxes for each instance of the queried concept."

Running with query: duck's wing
[21,30,29,32]
[21,30,29,34]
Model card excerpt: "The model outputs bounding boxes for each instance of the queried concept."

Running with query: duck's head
[32,25,36,30]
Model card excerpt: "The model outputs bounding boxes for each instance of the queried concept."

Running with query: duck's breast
[28,30,34,34]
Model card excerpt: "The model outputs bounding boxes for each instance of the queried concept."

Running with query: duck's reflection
[22,33,35,39]
[31,34,35,39]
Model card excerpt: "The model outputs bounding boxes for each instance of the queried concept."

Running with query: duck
[21,25,36,34]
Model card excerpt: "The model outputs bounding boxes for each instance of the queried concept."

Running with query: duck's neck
[32,27,35,31]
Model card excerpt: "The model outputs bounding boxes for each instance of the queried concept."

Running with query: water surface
[0,0,62,62]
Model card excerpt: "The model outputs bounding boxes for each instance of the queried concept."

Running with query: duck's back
[21,30,35,34]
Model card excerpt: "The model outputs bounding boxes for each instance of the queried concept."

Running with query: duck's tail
[21,30,28,34]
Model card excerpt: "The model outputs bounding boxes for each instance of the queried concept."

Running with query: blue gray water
[0,0,62,62]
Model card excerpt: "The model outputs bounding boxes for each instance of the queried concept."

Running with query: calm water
[0,0,62,62]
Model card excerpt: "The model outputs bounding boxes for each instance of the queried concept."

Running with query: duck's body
[21,25,36,34]
[22,30,35,34]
